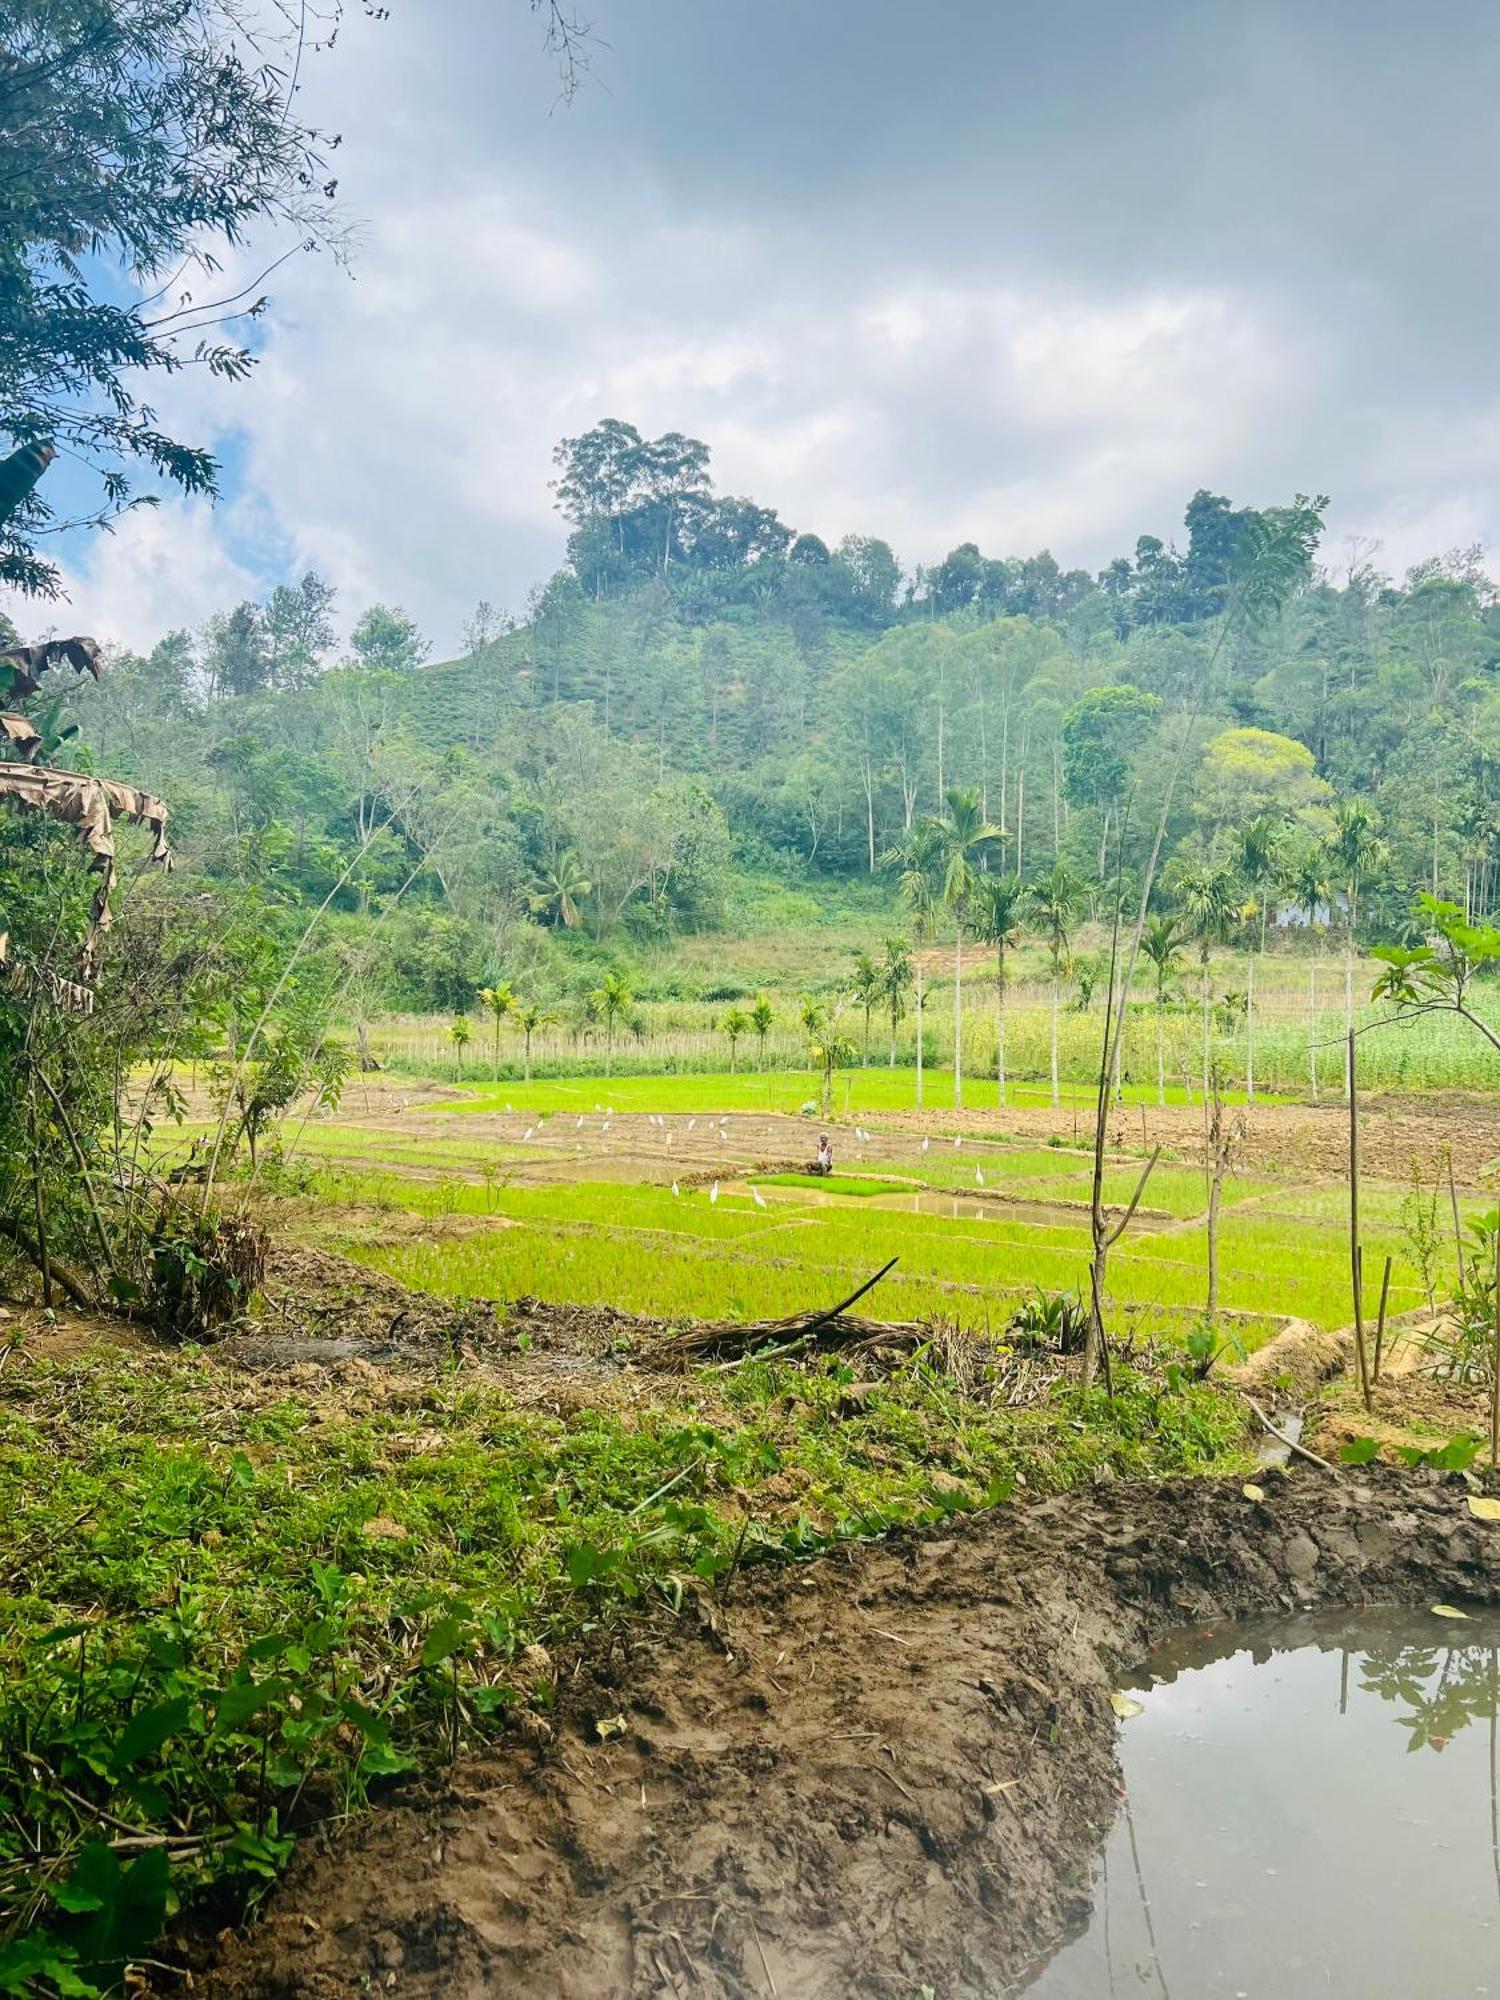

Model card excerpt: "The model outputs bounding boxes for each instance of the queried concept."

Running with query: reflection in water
[1017,1607,1500,1999]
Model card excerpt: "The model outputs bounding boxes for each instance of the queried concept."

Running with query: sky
[42,0,1500,655]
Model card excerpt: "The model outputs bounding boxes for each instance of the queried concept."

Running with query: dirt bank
[205,1467,1500,2000]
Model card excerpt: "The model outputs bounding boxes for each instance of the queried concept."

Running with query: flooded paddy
[1022,1606,1500,1998]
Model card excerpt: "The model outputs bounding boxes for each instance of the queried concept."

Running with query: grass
[0,1334,1248,1992]
[751,1172,909,1196]
[323,1167,1382,1345]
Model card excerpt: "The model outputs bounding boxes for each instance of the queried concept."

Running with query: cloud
[48,501,264,649]
[33,0,1500,649]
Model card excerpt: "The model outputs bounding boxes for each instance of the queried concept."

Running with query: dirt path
[205,1468,1500,2000]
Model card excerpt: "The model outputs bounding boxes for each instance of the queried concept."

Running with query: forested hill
[38,419,1500,1010]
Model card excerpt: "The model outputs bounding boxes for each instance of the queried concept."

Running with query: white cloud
[48,502,263,649]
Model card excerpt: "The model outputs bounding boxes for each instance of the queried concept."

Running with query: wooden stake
[1372,1253,1393,1383]
[1348,1028,1371,1410]
[1449,1147,1467,1291]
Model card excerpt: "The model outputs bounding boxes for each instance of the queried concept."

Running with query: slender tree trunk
[1200,950,1211,1102]
[1245,950,1255,1104]
[605,1024,613,1078]
[1343,896,1355,1098]
[953,925,964,1109]
[524,1032,533,1085]
[1206,1071,1224,1324]
[996,949,1007,1107]
[1309,957,1320,1102]
[915,958,925,1108]
[1050,967,1061,1108]
[1156,996,1166,1107]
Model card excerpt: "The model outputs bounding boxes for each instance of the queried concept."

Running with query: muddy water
[1019,1606,1500,1999]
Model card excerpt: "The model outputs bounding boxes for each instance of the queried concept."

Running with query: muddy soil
[205,1467,1500,2000]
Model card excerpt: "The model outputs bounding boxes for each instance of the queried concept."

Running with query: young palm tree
[973,872,1026,1107]
[448,1013,471,1079]
[1028,861,1084,1107]
[1236,813,1286,1103]
[588,971,632,1078]
[1286,842,1332,1100]
[513,999,557,1085]
[878,936,913,1067]
[933,785,1005,1109]
[1140,913,1188,1106]
[808,1025,857,1120]
[751,991,774,1070]
[1176,860,1239,1099]
[477,980,517,1080]
[886,819,944,1108]
[723,1005,749,1073]
[1330,798,1384,1093]
[531,849,591,930]
[848,950,882,1066]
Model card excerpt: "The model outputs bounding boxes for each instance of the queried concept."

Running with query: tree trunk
[1200,953,1211,1102]
[1245,950,1255,1104]
[915,959,925,1108]
[524,1033,533,1085]
[995,949,1006,1108]
[1309,958,1319,1102]
[1156,999,1166,1107]
[1050,969,1061,1108]
[953,927,964,1109]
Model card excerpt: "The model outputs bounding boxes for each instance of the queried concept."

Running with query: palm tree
[513,999,557,1084]
[1330,799,1384,1094]
[531,849,591,930]
[849,950,882,1066]
[448,1013,471,1079]
[477,980,517,1080]
[973,873,1026,1107]
[1028,861,1085,1107]
[1286,842,1332,1101]
[878,936,913,1067]
[886,819,944,1108]
[1236,813,1286,1104]
[798,994,826,1074]
[1140,913,1188,1106]
[933,786,1005,1109]
[807,1024,857,1120]
[1176,860,1238,1100]
[751,992,774,1070]
[723,1005,749,1073]
[588,971,632,1077]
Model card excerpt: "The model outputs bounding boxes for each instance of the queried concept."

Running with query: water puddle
[1018,1605,1500,1998]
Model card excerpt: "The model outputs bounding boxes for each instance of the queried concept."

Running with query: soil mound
[206,1467,1500,2000]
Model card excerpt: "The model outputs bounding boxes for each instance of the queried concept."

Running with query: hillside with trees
[19,419,1498,1018]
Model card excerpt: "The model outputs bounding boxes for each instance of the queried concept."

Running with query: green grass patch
[0,1339,1248,1990]
[750,1172,909,1196]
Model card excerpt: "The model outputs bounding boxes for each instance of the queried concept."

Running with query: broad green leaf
[111,1695,190,1772]
[421,1617,467,1667]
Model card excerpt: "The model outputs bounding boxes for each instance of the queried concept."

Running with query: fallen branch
[0,1215,97,1311]
[659,1258,902,1363]
[1242,1393,1337,1473]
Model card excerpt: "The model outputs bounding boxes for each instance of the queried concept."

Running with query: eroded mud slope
[208,1469,1500,2000]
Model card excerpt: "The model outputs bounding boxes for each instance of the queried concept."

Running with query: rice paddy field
[258,1063,1495,1354]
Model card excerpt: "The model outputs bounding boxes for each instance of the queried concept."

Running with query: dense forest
[14,417,1500,1012]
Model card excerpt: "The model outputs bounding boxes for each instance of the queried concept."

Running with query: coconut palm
[1140,913,1188,1106]
[513,999,557,1084]
[448,1012,471,1079]
[751,992,774,1070]
[933,786,1006,1109]
[808,1024,857,1120]
[723,1005,750,1073]
[477,980,517,1080]
[1028,861,1085,1107]
[885,819,944,1107]
[531,849,591,930]
[973,872,1026,1107]
[1175,860,1239,1099]
[1330,798,1385,1092]
[1286,842,1333,1101]
[1236,813,1286,1103]
[878,936,913,1067]
[849,950,882,1066]
[588,971,632,1077]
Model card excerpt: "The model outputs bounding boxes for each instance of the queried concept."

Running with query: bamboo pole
[1349,1028,1372,1410]
[1372,1253,1393,1383]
